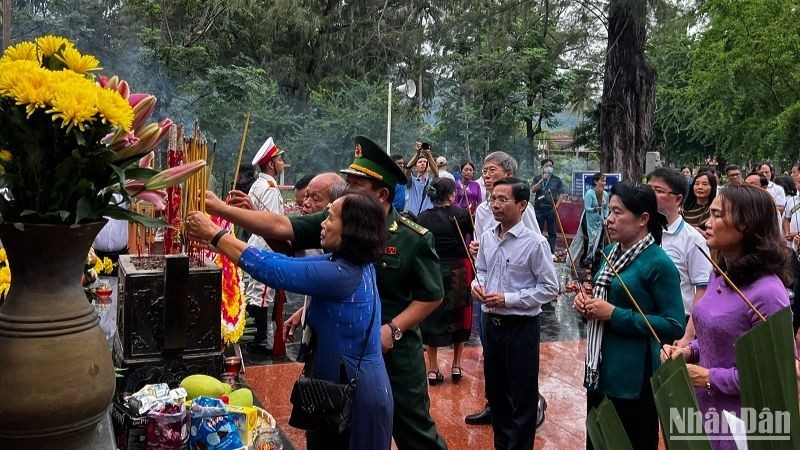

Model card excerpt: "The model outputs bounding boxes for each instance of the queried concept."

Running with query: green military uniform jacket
[588,244,685,399]
[290,207,444,329]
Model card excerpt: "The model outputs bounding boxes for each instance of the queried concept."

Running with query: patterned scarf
[585,233,655,389]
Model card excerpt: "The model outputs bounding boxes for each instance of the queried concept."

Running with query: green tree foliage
[649,0,800,169]
[7,0,598,184]
[688,0,800,166]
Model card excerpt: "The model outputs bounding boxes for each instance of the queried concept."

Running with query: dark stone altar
[113,254,223,397]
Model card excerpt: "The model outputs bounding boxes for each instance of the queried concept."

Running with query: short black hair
[461,161,475,171]
[745,172,768,188]
[724,164,741,174]
[610,182,668,245]
[338,192,387,265]
[775,175,796,197]
[755,161,775,180]
[294,174,314,190]
[680,164,693,173]
[646,167,687,198]
[235,163,257,193]
[493,177,530,203]
[541,158,554,167]
[391,154,404,162]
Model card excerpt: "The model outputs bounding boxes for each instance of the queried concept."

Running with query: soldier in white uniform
[244,137,286,354]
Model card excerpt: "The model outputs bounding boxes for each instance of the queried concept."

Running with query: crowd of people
[183,136,799,450]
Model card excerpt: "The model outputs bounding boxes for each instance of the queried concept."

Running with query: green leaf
[586,397,634,450]
[108,164,126,185]
[735,307,800,449]
[75,196,94,224]
[102,206,168,228]
[123,167,160,181]
[651,358,712,449]
[73,128,86,146]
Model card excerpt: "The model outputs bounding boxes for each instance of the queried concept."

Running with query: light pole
[386,79,417,154]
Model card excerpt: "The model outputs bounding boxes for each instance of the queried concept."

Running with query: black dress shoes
[537,393,547,429]
[465,404,492,425]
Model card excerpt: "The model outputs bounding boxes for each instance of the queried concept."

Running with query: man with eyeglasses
[724,164,742,187]
[646,168,711,348]
[466,151,544,427]
[472,177,558,449]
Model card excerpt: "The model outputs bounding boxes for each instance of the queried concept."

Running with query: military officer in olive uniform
[205,136,448,450]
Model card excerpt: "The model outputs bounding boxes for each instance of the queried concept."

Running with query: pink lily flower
[110,118,173,162]
[102,129,139,151]
[139,152,154,169]
[145,160,206,191]
[131,95,157,133]
[125,181,168,210]
[116,80,130,100]
[128,93,150,107]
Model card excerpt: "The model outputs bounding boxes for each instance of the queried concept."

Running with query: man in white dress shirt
[466,150,544,426]
[646,168,711,346]
[472,177,559,449]
[756,161,786,216]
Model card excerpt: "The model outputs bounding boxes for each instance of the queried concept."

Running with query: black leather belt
[487,313,536,327]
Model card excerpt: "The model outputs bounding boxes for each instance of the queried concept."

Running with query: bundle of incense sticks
[164,124,184,255]
[132,203,157,258]
[181,121,209,265]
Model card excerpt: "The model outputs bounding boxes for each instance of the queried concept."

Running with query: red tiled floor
[244,340,591,449]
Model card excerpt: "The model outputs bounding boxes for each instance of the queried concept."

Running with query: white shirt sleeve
[773,184,786,207]
[688,234,713,286]
[504,239,559,308]
[473,230,489,289]
[522,203,542,235]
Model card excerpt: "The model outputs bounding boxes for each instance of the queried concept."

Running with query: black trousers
[484,314,540,450]
[585,375,659,450]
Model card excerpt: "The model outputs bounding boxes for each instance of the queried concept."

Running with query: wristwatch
[387,321,403,341]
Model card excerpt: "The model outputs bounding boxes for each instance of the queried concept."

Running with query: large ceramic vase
[0,221,116,449]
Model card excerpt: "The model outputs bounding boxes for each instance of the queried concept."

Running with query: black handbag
[288,267,377,435]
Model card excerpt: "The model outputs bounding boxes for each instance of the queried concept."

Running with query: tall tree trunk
[598,0,655,182]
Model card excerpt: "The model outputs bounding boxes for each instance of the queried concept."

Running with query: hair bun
[425,184,438,200]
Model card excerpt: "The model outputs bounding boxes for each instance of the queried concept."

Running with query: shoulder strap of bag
[350,265,378,385]
[790,199,800,217]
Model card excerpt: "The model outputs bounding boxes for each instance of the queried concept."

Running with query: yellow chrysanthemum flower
[102,257,114,275]
[0,41,39,63]
[46,74,99,131]
[92,257,104,275]
[0,150,12,163]
[0,61,54,116]
[96,88,134,132]
[56,47,101,74]
[35,35,74,57]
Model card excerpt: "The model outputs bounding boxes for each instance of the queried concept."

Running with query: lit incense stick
[232,111,252,189]
[451,216,482,289]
